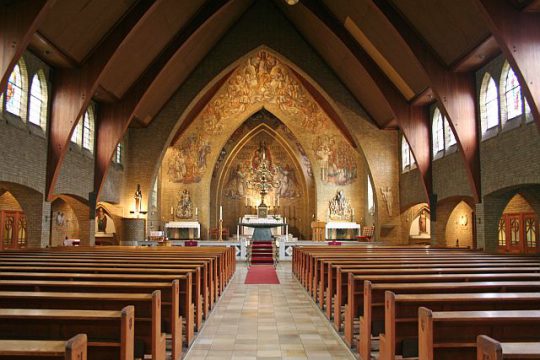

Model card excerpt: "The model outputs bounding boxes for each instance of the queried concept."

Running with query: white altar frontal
[325,221,361,240]
[165,221,201,240]
[238,214,286,237]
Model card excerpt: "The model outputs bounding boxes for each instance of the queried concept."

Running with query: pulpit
[311,221,326,242]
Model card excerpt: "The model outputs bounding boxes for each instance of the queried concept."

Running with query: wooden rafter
[373,0,481,203]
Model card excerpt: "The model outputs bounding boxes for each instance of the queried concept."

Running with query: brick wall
[125,0,402,243]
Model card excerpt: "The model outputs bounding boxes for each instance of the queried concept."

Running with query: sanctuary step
[250,241,274,265]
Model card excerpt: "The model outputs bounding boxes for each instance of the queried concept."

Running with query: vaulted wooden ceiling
[25,0,507,128]
[2,0,539,201]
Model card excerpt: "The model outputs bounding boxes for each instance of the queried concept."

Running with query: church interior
[0,0,539,359]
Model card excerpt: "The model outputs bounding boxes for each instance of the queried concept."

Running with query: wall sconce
[459,214,468,226]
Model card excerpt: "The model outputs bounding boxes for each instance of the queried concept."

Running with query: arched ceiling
[26,0,510,129]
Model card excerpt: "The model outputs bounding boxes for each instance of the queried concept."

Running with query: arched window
[432,108,444,156]
[114,142,123,164]
[5,60,27,117]
[367,174,375,215]
[82,108,95,152]
[71,120,82,145]
[444,117,456,149]
[28,72,47,128]
[401,135,410,170]
[481,74,499,133]
[502,65,523,120]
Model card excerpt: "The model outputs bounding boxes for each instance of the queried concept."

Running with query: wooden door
[0,211,27,250]
[498,213,539,254]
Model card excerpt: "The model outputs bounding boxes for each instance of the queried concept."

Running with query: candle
[170,206,174,215]
[245,196,248,206]
[219,206,223,220]
[195,207,198,216]
[237,225,240,240]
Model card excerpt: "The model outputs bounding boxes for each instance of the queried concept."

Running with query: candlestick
[237,225,240,241]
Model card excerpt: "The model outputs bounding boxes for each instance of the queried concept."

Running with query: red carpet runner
[244,265,280,284]
[250,241,274,265]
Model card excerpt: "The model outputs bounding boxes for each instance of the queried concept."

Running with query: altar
[165,221,201,240]
[325,221,361,240]
[238,215,286,242]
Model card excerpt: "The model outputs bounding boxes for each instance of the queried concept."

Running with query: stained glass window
[484,76,499,130]
[5,64,23,116]
[401,135,410,170]
[28,74,44,126]
[82,109,94,152]
[432,109,444,155]
[444,117,456,148]
[498,218,506,246]
[504,66,523,120]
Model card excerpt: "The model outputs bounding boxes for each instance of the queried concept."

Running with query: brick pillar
[40,201,51,247]
[475,197,507,253]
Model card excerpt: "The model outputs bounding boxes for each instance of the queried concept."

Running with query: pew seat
[0,334,87,360]
[477,335,540,359]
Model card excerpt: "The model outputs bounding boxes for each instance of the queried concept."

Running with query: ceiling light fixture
[285,0,299,5]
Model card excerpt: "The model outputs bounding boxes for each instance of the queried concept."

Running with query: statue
[96,207,107,233]
[134,184,142,213]
[176,189,193,219]
[329,190,352,221]
[380,186,393,216]
[419,209,427,234]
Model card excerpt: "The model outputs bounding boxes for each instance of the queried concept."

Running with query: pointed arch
[500,61,523,125]
[432,108,444,157]
[480,73,500,135]
[4,58,28,119]
[28,70,48,128]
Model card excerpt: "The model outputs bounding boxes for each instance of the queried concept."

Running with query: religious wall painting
[175,190,194,219]
[199,50,329,136]
[95,207,115,234]
[312,135,357,185]
[168,134,211,184]
[224,139,301,201]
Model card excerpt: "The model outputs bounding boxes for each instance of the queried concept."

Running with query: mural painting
[168,133,211,184]
[224,137,301,201]
[312,134,357,185]
[175,190,194,219]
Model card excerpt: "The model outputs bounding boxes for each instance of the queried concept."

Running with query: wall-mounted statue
[380,186,393,216]
[175,190,193,219]
[329,190,353,221]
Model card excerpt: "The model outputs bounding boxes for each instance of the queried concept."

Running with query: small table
[240,222,284,241]
[325,221,361,240]
[165,221,201,240]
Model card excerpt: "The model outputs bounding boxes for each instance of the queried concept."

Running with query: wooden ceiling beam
[473,0,540,131]
[0,0,54,92]
[45,0,155,201]
[373,0,481,203]
[94,0,233,198]
[301,0,433,201]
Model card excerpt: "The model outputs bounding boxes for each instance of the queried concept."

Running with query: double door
[498,212,538,254]
[0,211,27,250]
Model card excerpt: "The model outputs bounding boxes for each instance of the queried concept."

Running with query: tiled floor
[184,262,355,360]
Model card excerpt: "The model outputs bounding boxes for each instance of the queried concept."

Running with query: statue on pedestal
[134,184,142,213]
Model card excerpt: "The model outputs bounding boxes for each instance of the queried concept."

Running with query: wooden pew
[0,278,193,349]
[0,262,204,330]
[477,335,540,360]
[342,267,540,345]
[377,292,540,360]
[0,334,87,360]
[418,309,540,360]
[0,307,134,360]
[360,280,540,360]
[0,291,167,360]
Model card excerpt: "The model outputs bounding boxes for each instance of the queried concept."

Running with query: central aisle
[184,262,355,360]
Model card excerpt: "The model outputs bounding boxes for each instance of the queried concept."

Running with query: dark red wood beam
[473,0,540,131]
[94,0,232,197]
[45,0,155,200]
[302,0,433,201]
[0,0,53,92]
[373,0,481,203]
